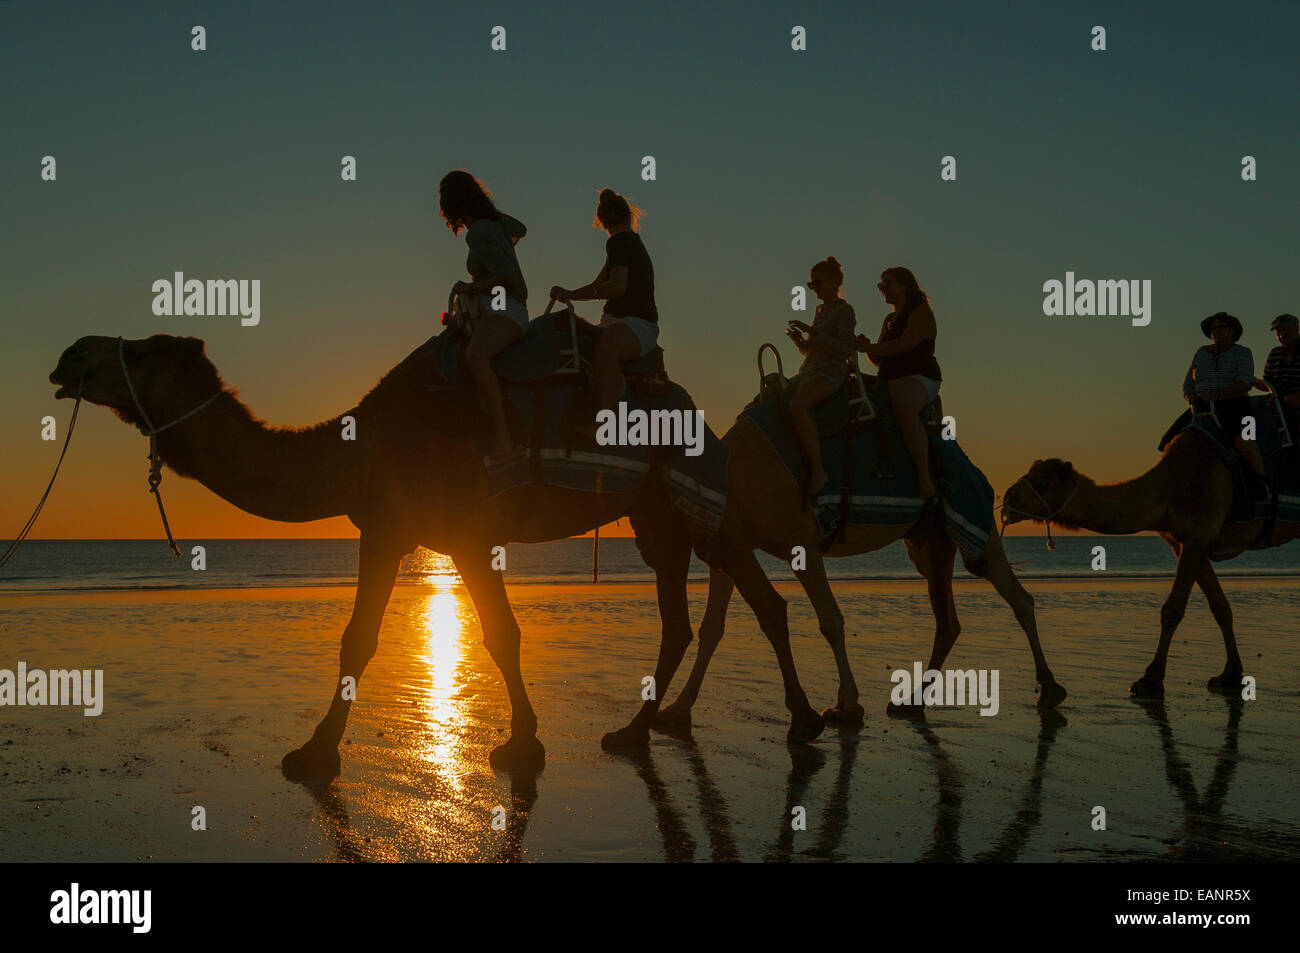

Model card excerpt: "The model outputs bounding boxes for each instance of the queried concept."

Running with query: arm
[501,213,526,244]
[559,265,628,302]
[1182,354,1197,399]
[806,304,856,363]
[1216,348,1256,398]
[863,305,935,359]
[460,222,522,296]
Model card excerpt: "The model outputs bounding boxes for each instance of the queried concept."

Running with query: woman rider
[440,170,529,462]
[549,189,658,418]
[786,256,856,498]
[858,267,942,504]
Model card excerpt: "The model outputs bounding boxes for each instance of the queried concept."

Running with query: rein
[998,477,1081,551]
[117,337,224,557]
[0,380,84,572]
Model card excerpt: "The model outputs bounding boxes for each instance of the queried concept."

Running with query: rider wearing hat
[1182,311,1270,499]
[1263,313,1300,418]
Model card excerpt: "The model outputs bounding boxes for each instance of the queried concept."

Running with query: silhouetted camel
[1003,435,1298,696]
[654,413,1067,726]
[49,334,826,782]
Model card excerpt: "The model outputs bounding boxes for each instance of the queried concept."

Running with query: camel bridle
[117,336,225,556]
[999,475,1081,550]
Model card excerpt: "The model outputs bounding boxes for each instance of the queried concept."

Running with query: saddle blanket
[423,314,729,532]
[1158,398,1300,525]
[740,378,996,559]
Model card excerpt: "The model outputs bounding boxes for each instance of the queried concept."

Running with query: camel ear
[182,337,206,358]
[1061,461,1076,477]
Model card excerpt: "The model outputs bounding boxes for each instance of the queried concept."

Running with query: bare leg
[656,565,734,727]
[594,322,641,414]
[889,376,936,499]
[1233,435,1267,478]
[790,373,835,495]
[466,315,524,461]
[1197,561,1246,692]
[454,546,544,772]
[282,532,404,782]
[1131,541,1208,696]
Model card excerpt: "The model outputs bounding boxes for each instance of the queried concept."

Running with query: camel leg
[602,526,694,750]
[454,548,545,772]
[282,532,404,783]
[905,533,961,670]
[725,546,825,743]
[793,550,863,727]
[978,531,1067,708]
[1196,562,1246,693]
[655,565,734,728]
[1131,541,1207,696]
[883,532,960,718]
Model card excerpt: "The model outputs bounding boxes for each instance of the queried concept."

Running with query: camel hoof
[1128,675,1165,697]
[653,701,692,730]
[787,706,825,744]
[600,724,651,752]
[281,741,341,784]
[1207,671,1245,694]
[885,700,925,719]
[488,735,546,774]
[821,702,865,728]
[1037,681,1068,709]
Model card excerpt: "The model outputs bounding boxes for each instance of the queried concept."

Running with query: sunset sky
[2,1,1297,539]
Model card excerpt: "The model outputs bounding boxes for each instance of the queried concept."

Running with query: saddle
[751,345,945,544]
[1156,392,1300,538]
[424,302,674,475]
[432,306,667,389]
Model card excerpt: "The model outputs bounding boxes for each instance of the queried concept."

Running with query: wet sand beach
[1,577,1297,862]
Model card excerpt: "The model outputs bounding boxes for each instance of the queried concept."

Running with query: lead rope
[0,380,84,572]
[998,478,1082,551]
[118,337,223,558]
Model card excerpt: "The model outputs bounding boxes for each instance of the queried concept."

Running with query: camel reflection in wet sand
[290,568,1290,862]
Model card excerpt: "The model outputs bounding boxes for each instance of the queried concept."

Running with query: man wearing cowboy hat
[1182,311,1271,499]
[1263,313,1300,411]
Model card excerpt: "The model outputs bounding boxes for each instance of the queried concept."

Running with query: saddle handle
[757,343,784,382]
[546,297,584,374]
[1257,379,1295,448]
[444,287,480,329]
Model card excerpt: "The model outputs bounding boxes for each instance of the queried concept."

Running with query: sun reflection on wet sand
[410,550,473,792]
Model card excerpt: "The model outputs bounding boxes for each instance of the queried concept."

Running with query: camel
[653,411,1068,728]
[48,333,828,782]
[1002,431,1299,696]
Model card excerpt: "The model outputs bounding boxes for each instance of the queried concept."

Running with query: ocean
[2,535,1298,593]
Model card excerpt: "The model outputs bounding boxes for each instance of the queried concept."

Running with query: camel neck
[155,394,360,523]
[1068,466,1167,535]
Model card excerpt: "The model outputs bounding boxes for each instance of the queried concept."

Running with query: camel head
[49,334,217,431]
[1002,458,1084,527]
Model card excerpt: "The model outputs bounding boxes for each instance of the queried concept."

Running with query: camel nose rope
[117,337,224,558]
[997,478,1081,551]
[0,379,84,572]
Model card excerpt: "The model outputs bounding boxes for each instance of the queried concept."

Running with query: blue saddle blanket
[741,380,995,559]
[424,317,727,532]
[1158,397,1300,524]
